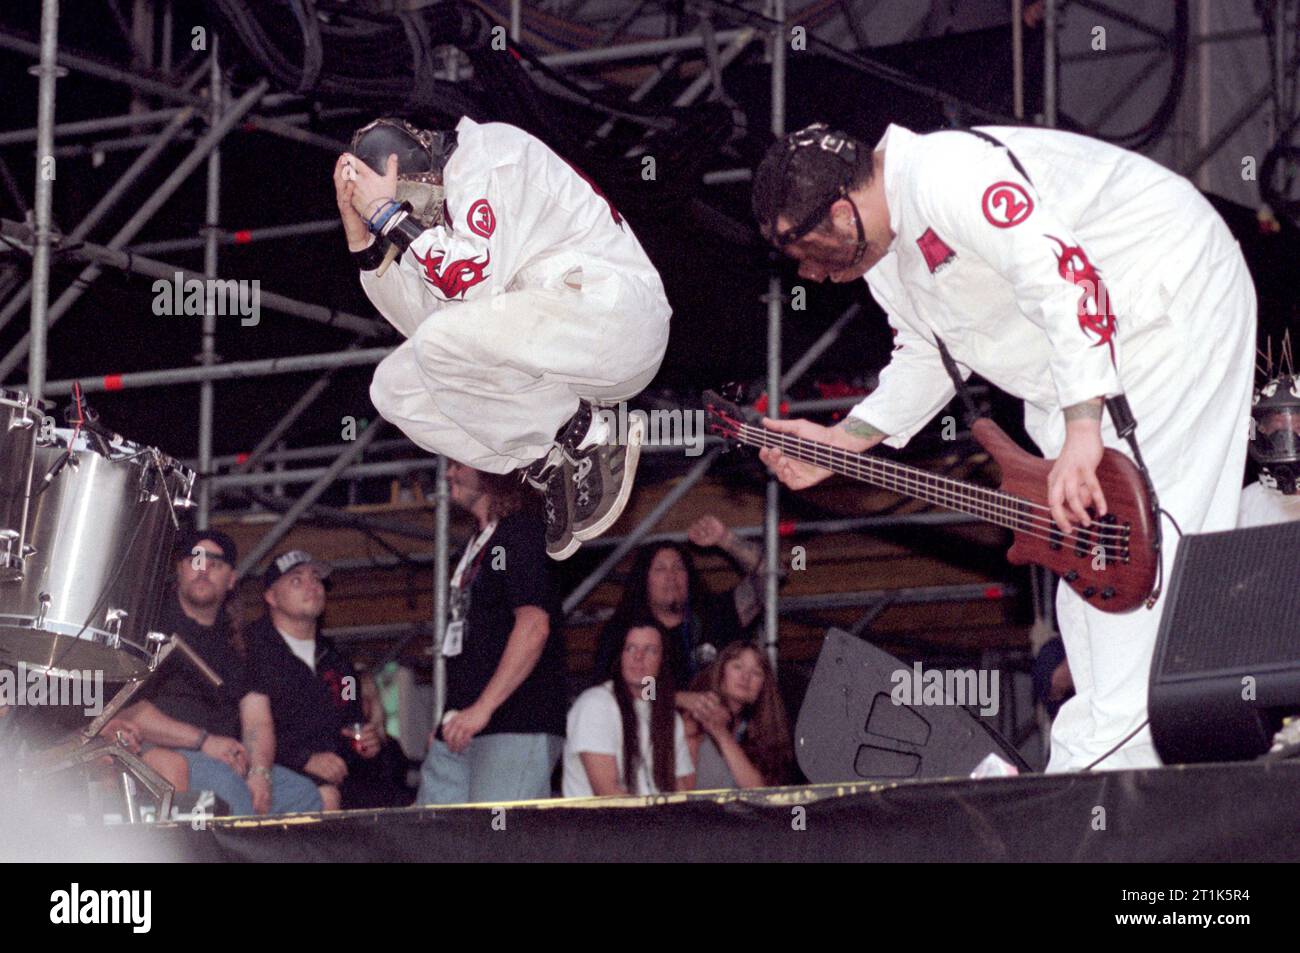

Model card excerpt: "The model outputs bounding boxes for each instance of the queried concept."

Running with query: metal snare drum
[0,429,196,682]
[0,389,46,582]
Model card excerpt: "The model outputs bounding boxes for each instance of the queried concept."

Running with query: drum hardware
[105,608,127,650]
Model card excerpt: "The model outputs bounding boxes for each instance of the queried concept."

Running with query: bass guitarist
[750,122,1256,773]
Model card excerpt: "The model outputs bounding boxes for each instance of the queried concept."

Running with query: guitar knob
[1101,587,1115,600]
[1082,586,1097,598]
[1064,570,1079,582]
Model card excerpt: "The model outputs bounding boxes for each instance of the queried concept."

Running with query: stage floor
[79,759,1300,862]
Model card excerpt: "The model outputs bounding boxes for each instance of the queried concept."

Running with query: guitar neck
[735,423,1023,530]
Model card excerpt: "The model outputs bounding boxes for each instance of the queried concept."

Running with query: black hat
[176,528,238,568]
[263,550,333,589]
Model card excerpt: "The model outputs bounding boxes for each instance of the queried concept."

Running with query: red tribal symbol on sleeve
[1046,236,1117,364]
[413,247,491,300]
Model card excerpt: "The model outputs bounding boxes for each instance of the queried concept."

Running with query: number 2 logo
[981,181,1034,228]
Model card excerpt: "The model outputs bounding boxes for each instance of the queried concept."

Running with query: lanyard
[450,521,497,617]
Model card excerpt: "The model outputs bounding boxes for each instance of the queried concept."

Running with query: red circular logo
[467,199,495,238]
[981,181,1034,228]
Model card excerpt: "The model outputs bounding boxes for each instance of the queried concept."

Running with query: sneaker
[522,447,579,561]
[568,410,644,543]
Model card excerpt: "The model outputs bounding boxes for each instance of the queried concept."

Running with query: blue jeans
[417,733,563,805]
[178,750,322,816]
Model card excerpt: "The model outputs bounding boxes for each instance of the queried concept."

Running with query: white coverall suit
[363,117,672,474]
[849,125,1257,771]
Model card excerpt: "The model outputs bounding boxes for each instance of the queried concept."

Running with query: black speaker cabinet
[795,629,1028,783]
[1149,520,1300,764]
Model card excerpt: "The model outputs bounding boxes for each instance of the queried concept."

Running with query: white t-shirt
[562,681,693,797]
[278,628,317,673]
[1238,482,1300,528]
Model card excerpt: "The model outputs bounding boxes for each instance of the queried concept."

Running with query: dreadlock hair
[608,619,678,794]
[751,127,874,241]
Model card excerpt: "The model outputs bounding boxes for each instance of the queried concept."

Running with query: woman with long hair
[684,642,793,789]
[563,621,695,796]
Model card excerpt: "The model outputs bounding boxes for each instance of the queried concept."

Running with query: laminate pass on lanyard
[443,521,497,658]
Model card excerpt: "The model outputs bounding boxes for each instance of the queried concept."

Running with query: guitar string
[729,423,1131,549]
[739,423,1128,543]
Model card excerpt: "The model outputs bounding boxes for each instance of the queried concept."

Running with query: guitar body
[972,418,1158,613]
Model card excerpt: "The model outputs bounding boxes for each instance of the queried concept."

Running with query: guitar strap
[929,128,1166,608]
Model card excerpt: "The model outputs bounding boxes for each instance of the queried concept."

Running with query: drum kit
[0,387,199,820]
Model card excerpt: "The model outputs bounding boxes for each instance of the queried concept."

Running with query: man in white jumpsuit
[333,117,671,559]
[751,122,1256,772]
[1238,364,1300,527]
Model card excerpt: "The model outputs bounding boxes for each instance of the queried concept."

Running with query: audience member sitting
[245,550,379,811]
[339,670,416,809]
[593,514,772,691]
[684,642,794,789]
[563,621,695,797]
[123,530,322,816]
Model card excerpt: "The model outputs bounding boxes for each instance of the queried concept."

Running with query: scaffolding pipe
[235,421,387,577]
[0,106,197,339]
[562,448,722,616]
[1043,0,1057,127]
[26,0,61,403]
[431,455,450,735]
[55,239,385,338]
[209,457,438,490]
[0,106,183,145]
[129,219,339,255]
[539,29,747,68]
[0,79,272,383]
[198,42,221,528]
[41,346,391,396]
[763,0,786,672]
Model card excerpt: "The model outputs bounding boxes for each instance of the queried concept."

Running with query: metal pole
[54,240,384,338]
[41,346,391,396]
[199,435,411,470]
[129,219,339,256]
[563,448,722,616]
[0,106,197,338]
[198,40,220,529]
[0,107,183,145]
[1043,0,1057,127]
[509,0,522,42]
[234,422,387,578]
[539,29,747,68]
[780,303,860,391]
[209,458,439,491]
[0,79,271,383]
[26,0,61,403]
[431,455,450,734]
[763,0,786,672]
[1012,0,1024,120]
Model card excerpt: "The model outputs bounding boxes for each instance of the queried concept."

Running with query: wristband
[249,765,273,782]
[193,729,209,750]
[351,239,388,272]
[386,211,426,253]
[367,199,403,235]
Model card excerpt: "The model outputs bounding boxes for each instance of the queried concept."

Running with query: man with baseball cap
[122,530,323,815]
[245,551,379,811]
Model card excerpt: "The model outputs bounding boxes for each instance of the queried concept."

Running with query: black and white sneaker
[567,408,644,544]
[522,446,578,561]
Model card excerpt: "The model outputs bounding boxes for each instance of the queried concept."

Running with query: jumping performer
[751,121,1257,771]
[333,117,672,559]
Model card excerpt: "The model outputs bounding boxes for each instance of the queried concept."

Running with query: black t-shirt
[593,591,745,688]
[446,510,567,737]
[141,594,258,740]
[244,614,364,774]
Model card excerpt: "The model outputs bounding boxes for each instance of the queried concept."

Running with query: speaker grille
[1156,522,1300,677]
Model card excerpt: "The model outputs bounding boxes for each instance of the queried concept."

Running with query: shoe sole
[571,415,643,543]
[547,531,581,561]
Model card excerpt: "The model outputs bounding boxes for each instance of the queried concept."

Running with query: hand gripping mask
[350,117,458,225]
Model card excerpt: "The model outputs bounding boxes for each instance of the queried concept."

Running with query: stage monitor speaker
[1149,520,1300,764]
[795,629,1028,783]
